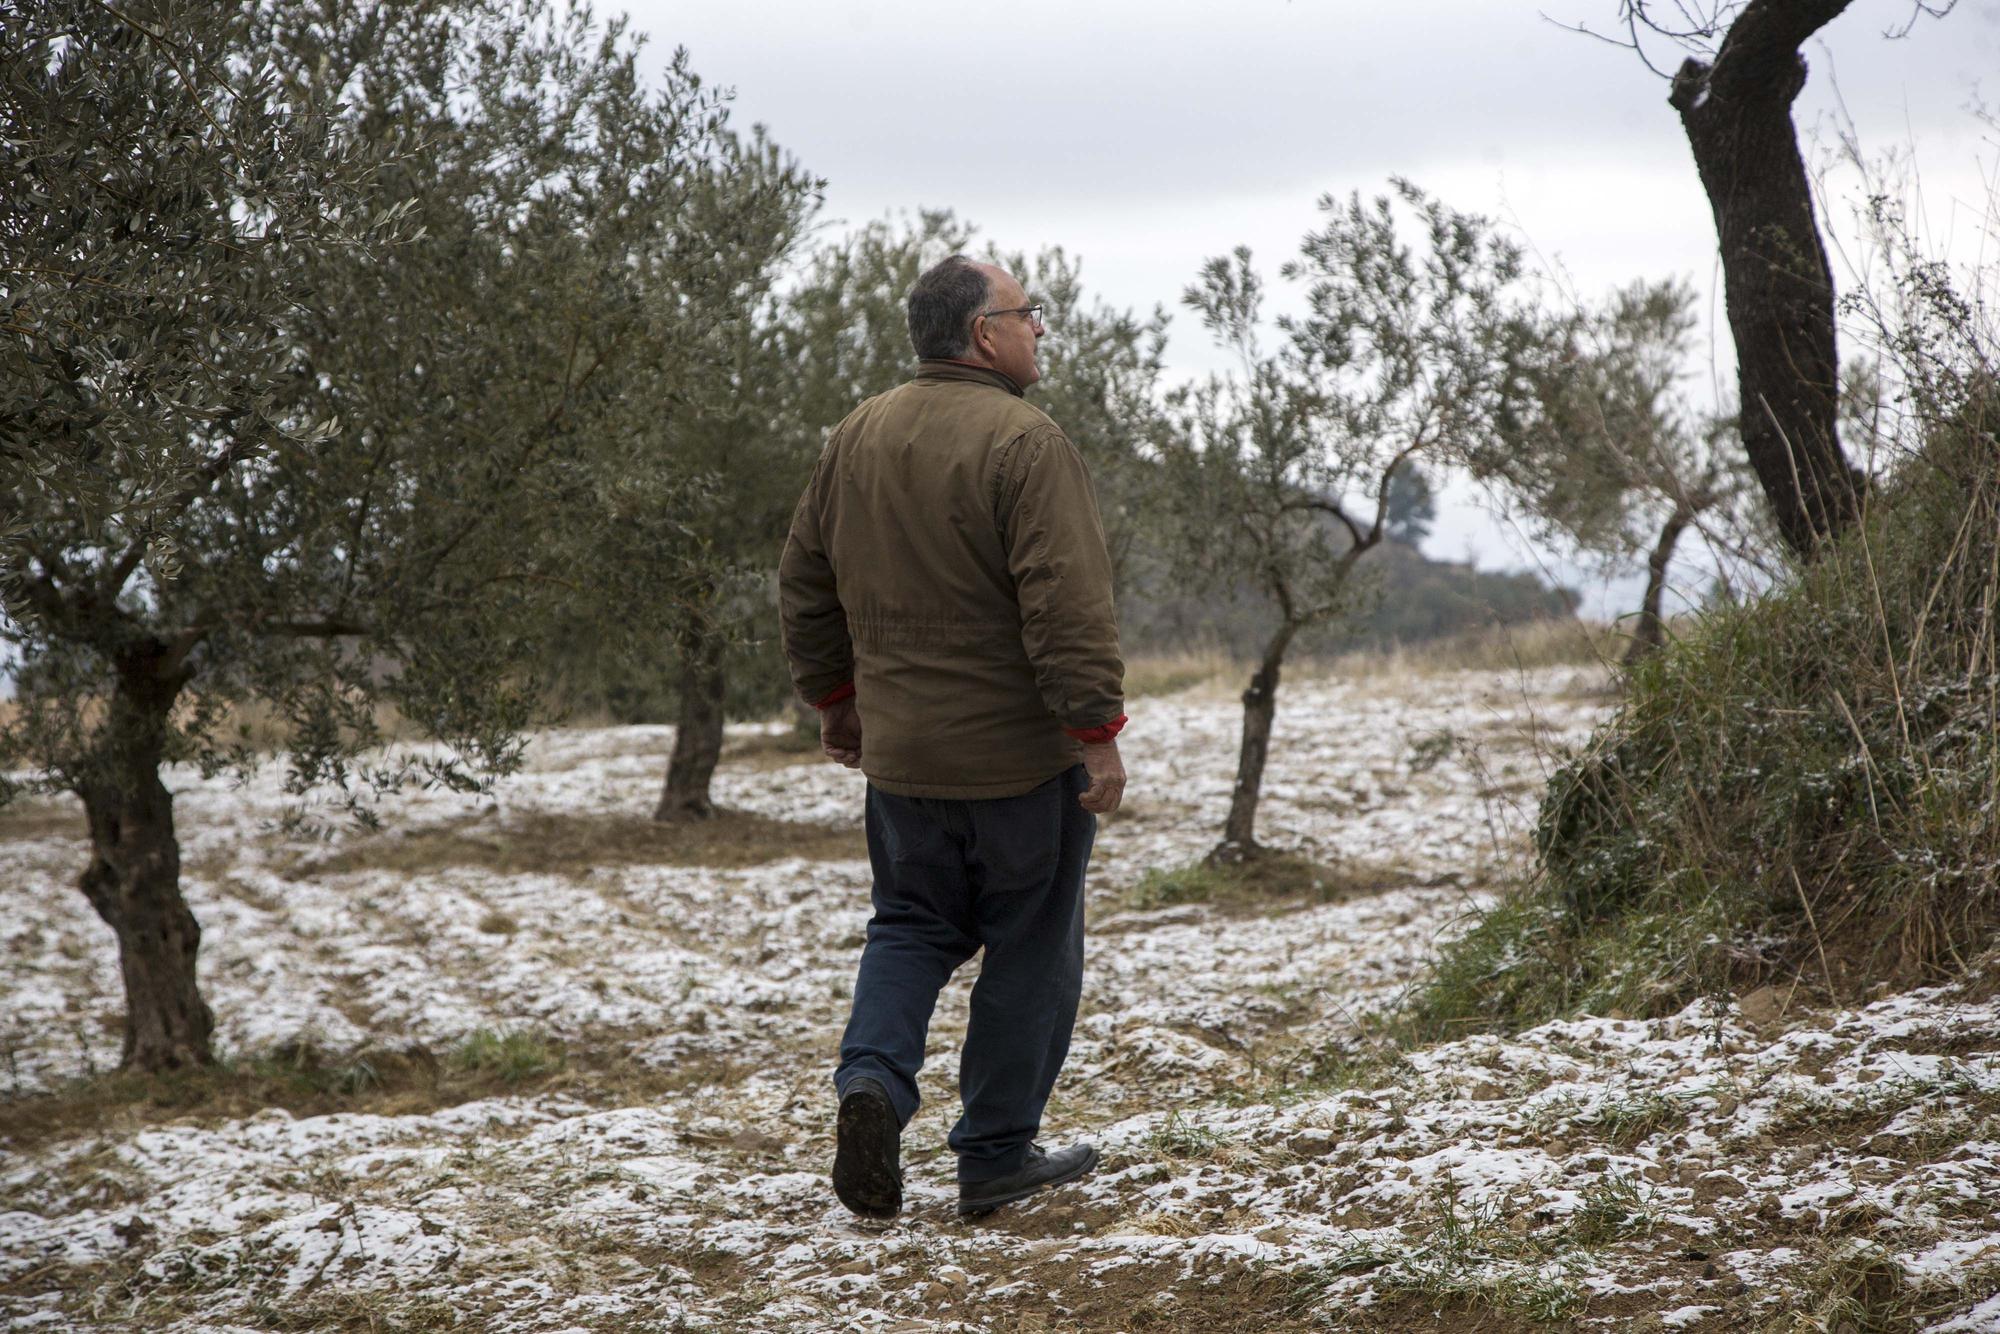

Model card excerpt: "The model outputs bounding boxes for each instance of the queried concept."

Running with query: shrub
[1413,383,1999,1034]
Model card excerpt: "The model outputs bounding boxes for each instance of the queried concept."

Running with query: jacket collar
[913,358,1025,397]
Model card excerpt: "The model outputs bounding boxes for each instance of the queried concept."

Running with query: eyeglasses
[977,303,1045,330]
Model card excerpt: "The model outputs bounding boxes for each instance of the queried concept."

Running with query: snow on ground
[3,666,1998,1330]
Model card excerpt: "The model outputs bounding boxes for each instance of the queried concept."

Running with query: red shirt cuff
[812,682,856,710]
[1064,714,1126,744]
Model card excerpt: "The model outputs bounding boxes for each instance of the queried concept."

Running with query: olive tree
[650,211,1171,817]
[1161,182,1540,861]
[1483,278,1751,663]
[1595,0,1955,556]
[0,0,799,1070]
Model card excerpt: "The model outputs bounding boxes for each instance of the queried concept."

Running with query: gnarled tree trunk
[654,639,726,822]
[1623,502,1696,666]
[1211,620,1301,864]
[1667,0,1864,558]
[74,651,213,1071]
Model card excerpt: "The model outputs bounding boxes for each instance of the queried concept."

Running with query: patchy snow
[4,666,1999,1330]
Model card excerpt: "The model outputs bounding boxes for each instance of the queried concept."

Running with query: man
[779,255,1127,1221]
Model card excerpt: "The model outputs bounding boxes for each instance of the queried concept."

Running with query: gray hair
[906,256,991,360]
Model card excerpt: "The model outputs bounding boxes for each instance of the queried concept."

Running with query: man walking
[779,256,1127,1220]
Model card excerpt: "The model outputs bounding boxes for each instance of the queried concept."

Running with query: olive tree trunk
[1623,502,1696,667]
[1211,620,1302,864]
[73,653,214,1071]
[1667,0,1863,557]
[654,642,726,821]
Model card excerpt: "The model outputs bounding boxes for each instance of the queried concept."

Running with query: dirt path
[5,668,1998,1331]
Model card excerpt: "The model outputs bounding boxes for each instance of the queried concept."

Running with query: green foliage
[1156,180,1544,655]
[0,0,812,811]
[556,210,1173,723]
[1413,374,2000,1035]
[1486,278,1749,557]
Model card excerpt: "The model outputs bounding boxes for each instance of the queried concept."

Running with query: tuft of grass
[448,1028,563,1084]
[1565,1172,1654,1248]
[1584,1091,1687,1149]
[1781,1239,1915,1334]
[1292,1181,1586,1323]
[1145,1110,1229,1160]
[1122,850,1403,914]
[475,909,519,936]
[1412,386,2000,1036]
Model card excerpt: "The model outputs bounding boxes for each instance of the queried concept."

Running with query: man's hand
[820,697,862,768]
[1078,739,1125,814]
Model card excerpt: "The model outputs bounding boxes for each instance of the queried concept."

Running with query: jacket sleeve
[778,444,854,707]
[997,425,1126,732]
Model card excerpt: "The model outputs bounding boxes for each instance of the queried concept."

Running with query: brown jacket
[779,360,1125,798]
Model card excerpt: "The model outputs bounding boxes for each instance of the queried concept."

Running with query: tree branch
[103,439,260,601]
[258,618,373,638]
[1293,494,1366,548]
[1365,440,1431,549]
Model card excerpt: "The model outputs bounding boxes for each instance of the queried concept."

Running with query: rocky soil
[4,666,1997,1331]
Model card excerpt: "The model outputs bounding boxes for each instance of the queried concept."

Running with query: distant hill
[1119,539,1577,658]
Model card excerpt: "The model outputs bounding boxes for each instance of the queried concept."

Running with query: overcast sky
[628,0,1997,609]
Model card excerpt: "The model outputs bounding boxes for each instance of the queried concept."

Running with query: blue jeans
[834,765,1093,1183]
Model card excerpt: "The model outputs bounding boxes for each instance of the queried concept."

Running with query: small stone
[936,1268,969,1288]
[1287,1128,1336,1157]
[1739,984,1792,1028]
[923,1282,950,1303]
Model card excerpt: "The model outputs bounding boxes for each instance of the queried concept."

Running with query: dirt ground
[4,667,1998,1331]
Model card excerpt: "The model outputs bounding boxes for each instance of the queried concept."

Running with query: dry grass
[283,807,864,879]
[1327,618,1619,680]
[1125,646,1239,697]
[0,794,85,843]
[1123,620,1613,702]
[0,1033,748,1154]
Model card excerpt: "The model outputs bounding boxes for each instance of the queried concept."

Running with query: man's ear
[968,314,994,362]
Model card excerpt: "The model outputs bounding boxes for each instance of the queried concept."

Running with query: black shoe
[957,1142,1099,1218]
[832,1077,902,1219]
